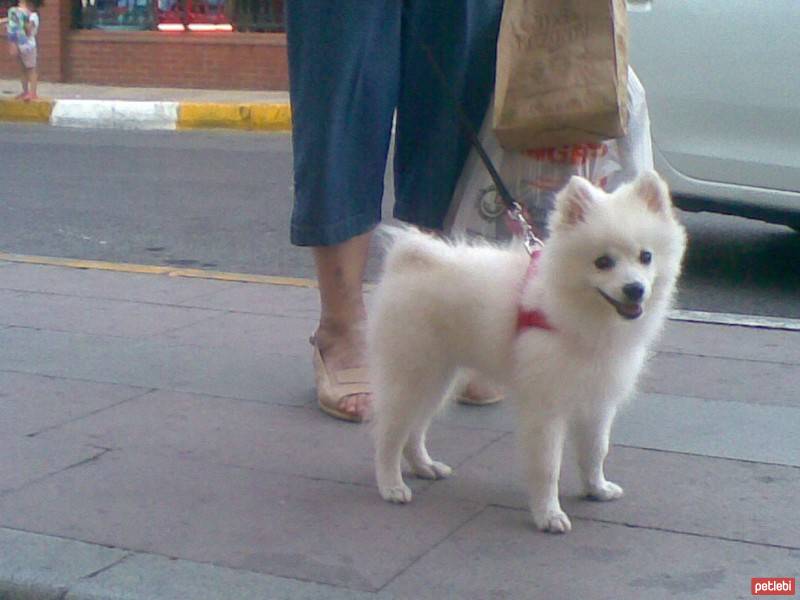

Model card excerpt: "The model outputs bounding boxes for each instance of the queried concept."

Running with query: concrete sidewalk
[0,79,291,131]
[0,256,798,599]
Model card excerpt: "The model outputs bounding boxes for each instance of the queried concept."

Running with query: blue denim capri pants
[286,0,502,247]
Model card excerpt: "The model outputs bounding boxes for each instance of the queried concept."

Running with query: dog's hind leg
[404,415,452,481]
[373,368,453,504]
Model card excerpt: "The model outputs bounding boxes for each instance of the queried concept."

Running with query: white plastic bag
[447,68,653,240]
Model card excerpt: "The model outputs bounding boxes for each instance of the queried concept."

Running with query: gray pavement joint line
[613,443,800,470]
[2,322,232,344]
[377,504,491,594]
[0,285,233,315]
[81,553,137,581]
[491,505,800,552]
[450,430,512,470]
[0,368,155,396]
[0,366,315,415]
[655,348,800,367]
[149,309,240,340]
[670,309,800,331]
[26,388,160,439]
[579,516,800,552]
[0,448,112,500]
[0,285,316,322]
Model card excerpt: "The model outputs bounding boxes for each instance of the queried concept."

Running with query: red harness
[516,250,556,333]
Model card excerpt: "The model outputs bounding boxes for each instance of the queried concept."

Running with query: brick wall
[65,31,288,90]
[1,0,289,90]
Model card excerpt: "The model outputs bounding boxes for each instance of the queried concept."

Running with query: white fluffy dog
[369,171,687,533]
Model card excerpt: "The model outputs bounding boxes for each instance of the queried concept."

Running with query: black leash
[416,37,544,252]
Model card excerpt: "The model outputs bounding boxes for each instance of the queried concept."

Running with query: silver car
[628,1,800,230]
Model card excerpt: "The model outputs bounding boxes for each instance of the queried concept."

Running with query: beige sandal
[310,336,371,423]
[457,378,504,406]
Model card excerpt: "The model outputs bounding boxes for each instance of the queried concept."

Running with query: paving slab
[0,528,130,600]
[0,262,240,304]
[614,393,800,466]
[383,506,799,600]
[177,279,320,319]
[642,350,799,407]
[0,327,312,405]
[157,311,316,357]
[37,389,503,487]
[67,553,386,600]
[0,371,148,435]
[0,289,220,338]
[427,435,800,548]
[659,320,800,364]
[0,434,106,495]
[0,451,483,592]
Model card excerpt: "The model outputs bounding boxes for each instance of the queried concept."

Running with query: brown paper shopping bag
[493,0,629,151]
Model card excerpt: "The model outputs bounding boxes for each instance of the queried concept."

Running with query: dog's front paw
[379,483,413,504]
[413,460,452,480]
[532,509,572,534]
[586,481,624,502]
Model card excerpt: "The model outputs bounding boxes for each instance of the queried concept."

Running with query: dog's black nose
[623,282,645,303]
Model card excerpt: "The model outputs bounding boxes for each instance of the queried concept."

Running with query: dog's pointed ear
[555,176,597,228]
[634,171,672,215]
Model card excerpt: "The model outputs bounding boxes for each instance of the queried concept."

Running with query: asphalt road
[2,123,799,318]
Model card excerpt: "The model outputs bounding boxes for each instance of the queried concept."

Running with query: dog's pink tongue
[619,304,643,319]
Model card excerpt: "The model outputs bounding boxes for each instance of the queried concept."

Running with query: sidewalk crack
[82,552,135,580]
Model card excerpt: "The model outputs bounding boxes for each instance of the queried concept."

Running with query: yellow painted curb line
[0,98,53,123]
[0,252,317,288]
[177,102,291,131]
[249,103,292,131]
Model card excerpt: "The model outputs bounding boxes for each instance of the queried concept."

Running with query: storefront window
[74,0,153,29]
[234,0,283,32]
[74,0,283,31]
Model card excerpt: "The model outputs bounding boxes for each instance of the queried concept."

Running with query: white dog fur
[369,171,687,533]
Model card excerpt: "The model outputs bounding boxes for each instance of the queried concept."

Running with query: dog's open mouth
[597,289,643,320]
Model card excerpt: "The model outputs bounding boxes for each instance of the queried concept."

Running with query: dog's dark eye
[594,255,615,270]
[640,250,653,265]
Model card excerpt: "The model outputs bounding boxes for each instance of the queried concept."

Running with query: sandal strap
[331,367,369,385]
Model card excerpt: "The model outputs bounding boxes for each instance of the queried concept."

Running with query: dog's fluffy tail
[377,225,446,274]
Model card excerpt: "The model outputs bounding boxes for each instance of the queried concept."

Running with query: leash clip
[507,201,545,255]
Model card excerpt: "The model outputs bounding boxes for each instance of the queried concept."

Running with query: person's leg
[17,51,29,98]
[26,64,37,99]
[310,231,372,419]
[393,0,502,229]
[286,0,402,420]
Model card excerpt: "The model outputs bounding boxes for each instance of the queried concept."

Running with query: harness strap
[517,250,556,333]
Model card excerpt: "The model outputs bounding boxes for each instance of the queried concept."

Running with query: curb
[0,98,291,132]
[0,98,53,123]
